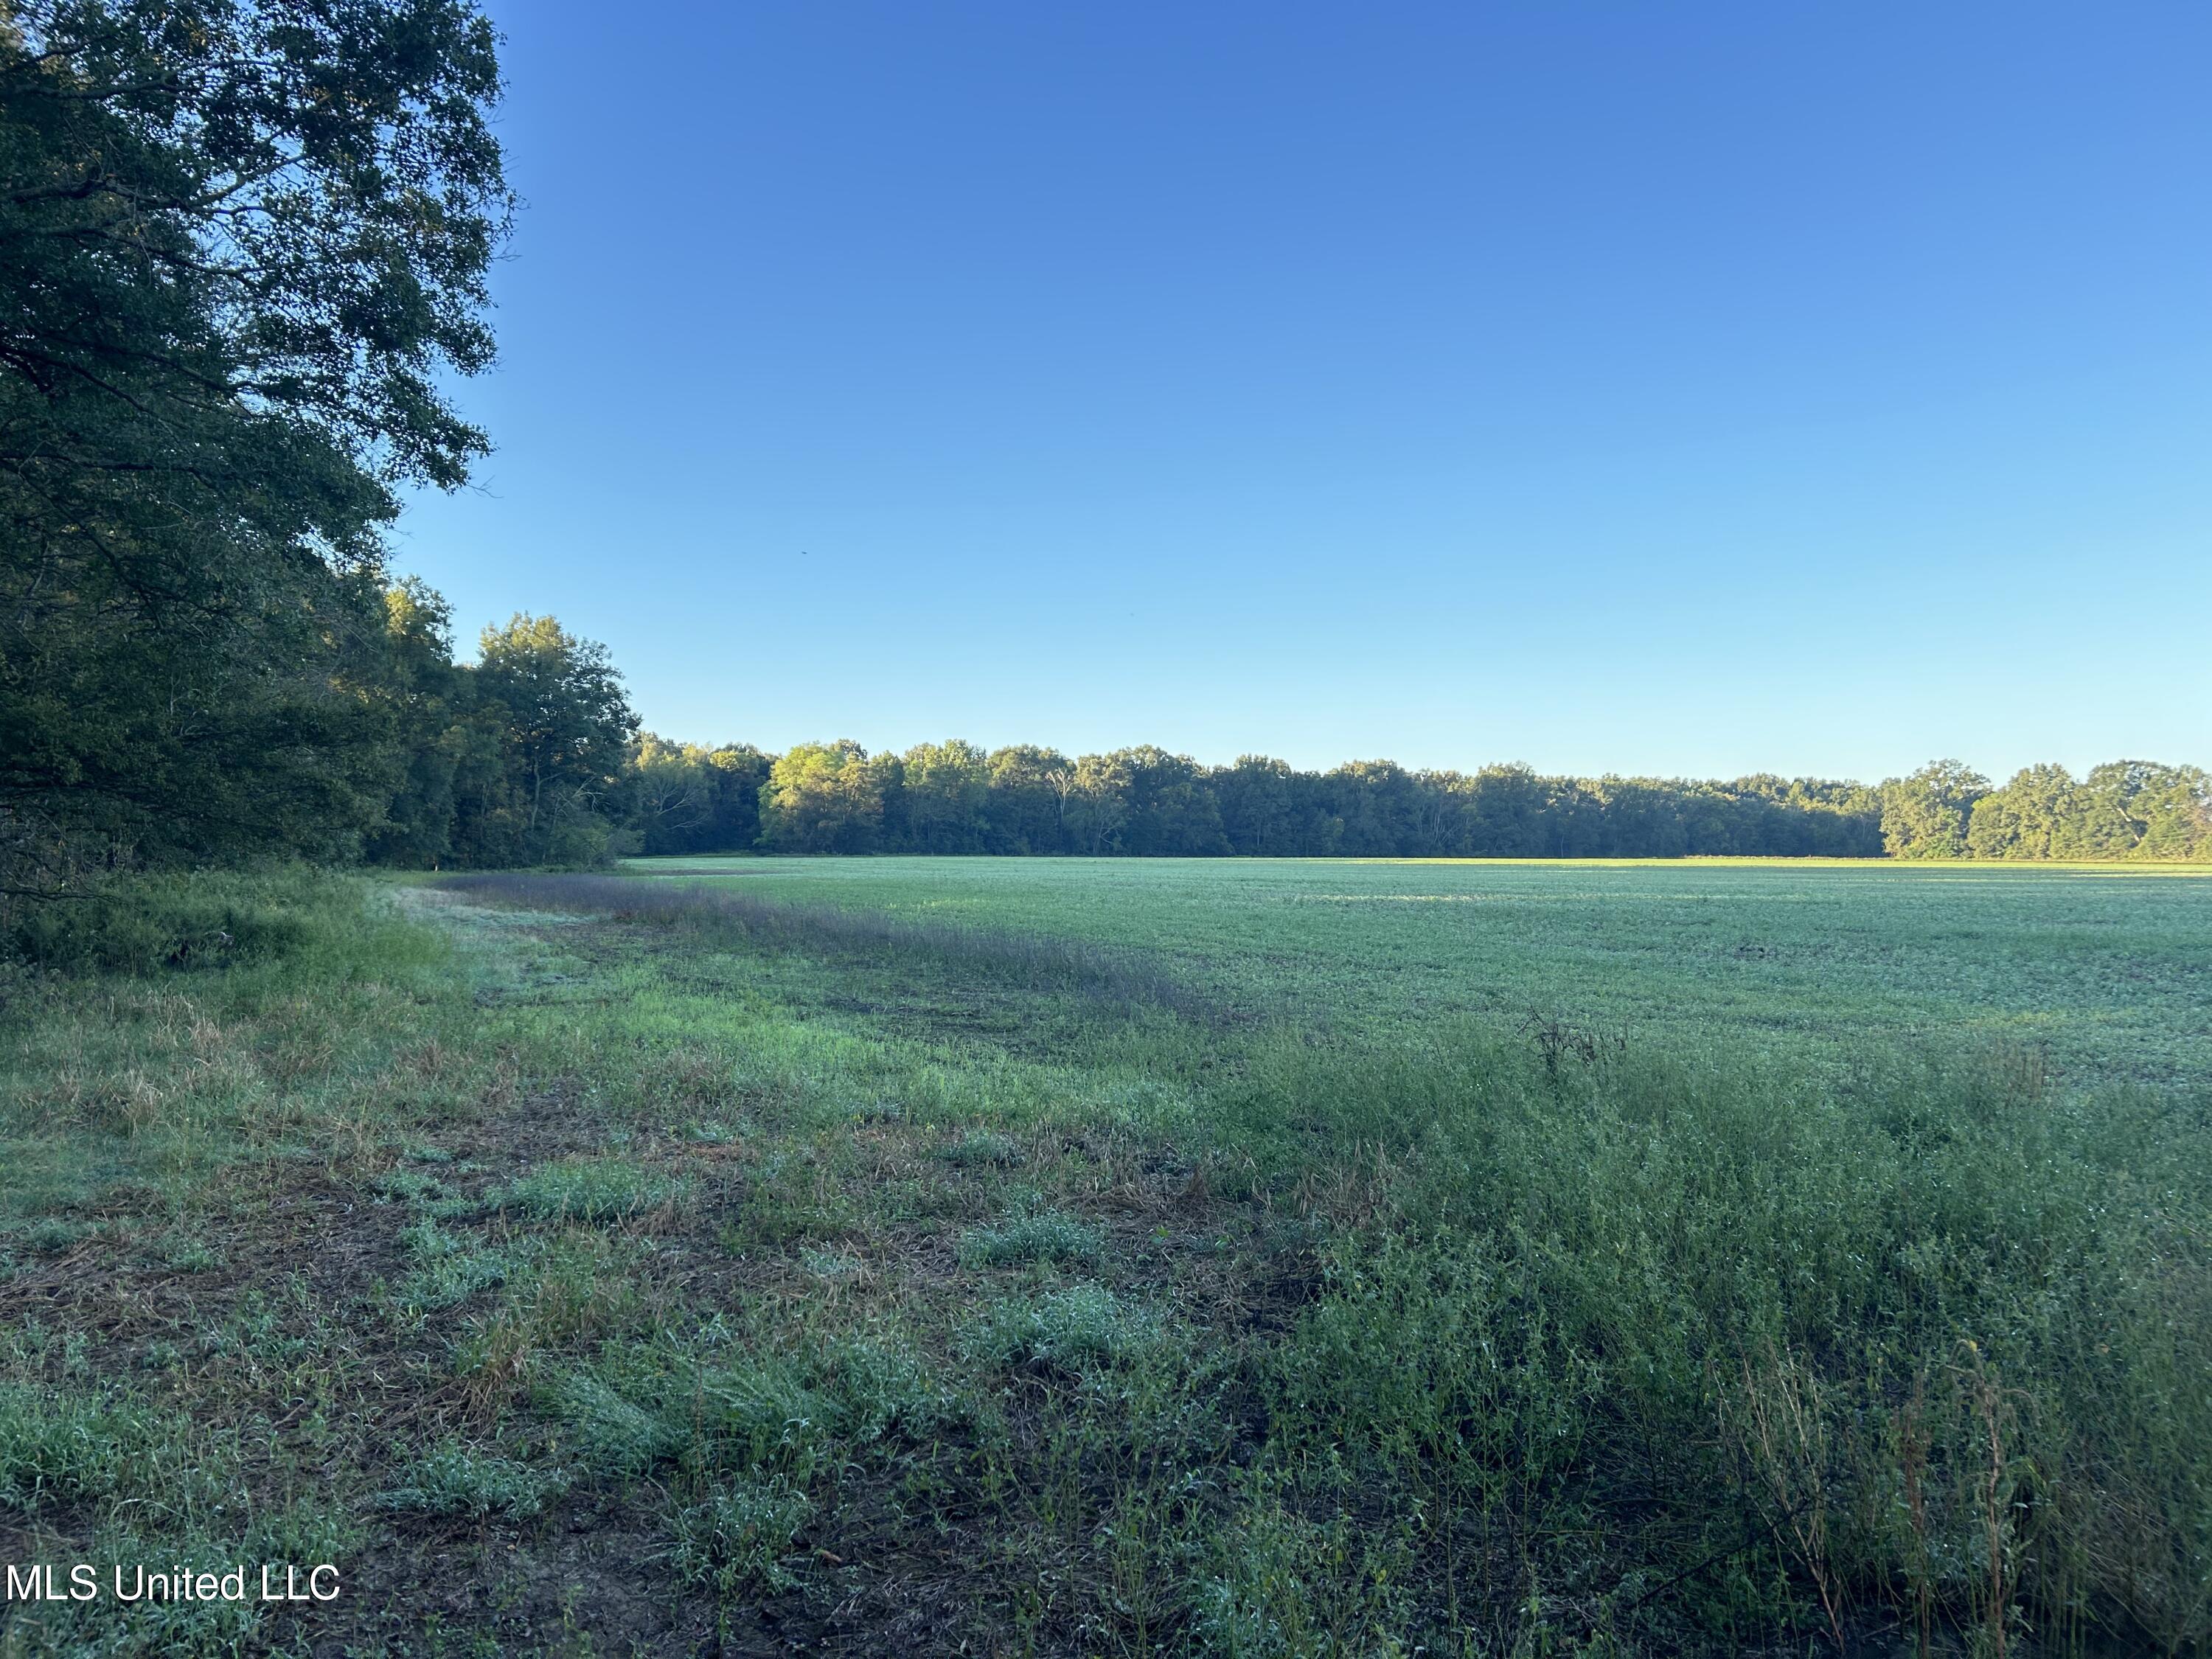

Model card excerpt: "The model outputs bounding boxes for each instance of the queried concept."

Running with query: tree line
[626,732,1889,860]
[347,588,2212,866]
[1877,759,2212,862]
[619,731,2212,864]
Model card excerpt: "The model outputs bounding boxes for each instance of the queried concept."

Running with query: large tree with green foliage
[899,739,990,853]
[1879,760,1990,858]
[759,741,888,854]
[979,744,1074,854]
[456,614,637,866]
[0,0,509,888]
[627,736,770,858]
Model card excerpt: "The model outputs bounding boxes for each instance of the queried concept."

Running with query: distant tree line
[620,734,1890,860]
[348,594,2211,866]
[613,729,2211,864]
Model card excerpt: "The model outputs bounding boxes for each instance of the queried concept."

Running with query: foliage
[758,739,891,853]
[538,731,2208,863]
[630,735,770,856]
[1,867,342,973]
[0,1384,144,1512]
[650,737,1902,860]
[363,596,641,869]
[1881,760,1992,858]
[667,1475,812,1596]
[966,1284,1161,1372]
[1966,758,2212,860]
[959,1211,1105,1266]
[493,1157,691,1225]
[0,0,511,888]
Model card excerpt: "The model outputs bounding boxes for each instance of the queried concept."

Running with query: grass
[0,858,2206,1655]
[966,1283,1161,1372]
[493,1155,694,1225]
[960,1211,1104,1266]
[381,1441,567,1519]
[623,853,2212,1086]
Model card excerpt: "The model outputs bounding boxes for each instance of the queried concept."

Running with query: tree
[364,580,470,867]
[1590,776,1689,858]
[1458,765,1549,857]
[618,737,768,857]
[0,0,510,888]
[759,741,885,853]
[1214,755,1342,855]
[1062,754,1133,856]
[2073,760,2211,860]
[1215,756,1296,855]
[1111,747,1228,856]
[1324,760,1420,857]
[2128,765,2212,860]
[701,745,773,852]
[982,745,1073,854]
[469,615,638,865]
[1966,764,2076,860]
[900,740,990,852]
[630,735,722,856]
[1881,761,1990,859]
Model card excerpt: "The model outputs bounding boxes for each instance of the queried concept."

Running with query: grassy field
[625,855,2212,1084]
[1,858,2208,1656]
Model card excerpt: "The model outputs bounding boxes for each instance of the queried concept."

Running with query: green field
[628,855,2212,1084]
[3,858,2208,1657]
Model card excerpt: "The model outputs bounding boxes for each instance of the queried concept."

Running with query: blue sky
[397,1,2211,782]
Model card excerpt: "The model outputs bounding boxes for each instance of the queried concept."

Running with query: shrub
[549,1368,685,1477]
[2,870,338,973]
[397,1220,512,1310]
[819,1335,959,1445]
[550,1353,833,1483]
[938,1129,1020,1167]
[0,1385,128,1512]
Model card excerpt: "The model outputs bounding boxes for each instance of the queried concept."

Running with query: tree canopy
[0,0,510,888]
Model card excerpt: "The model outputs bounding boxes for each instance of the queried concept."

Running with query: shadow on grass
[436,872,1225,1024]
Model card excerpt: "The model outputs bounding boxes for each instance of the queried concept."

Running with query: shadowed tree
[630,736,723,855]
[0,0,512,888]
[1063,754,1133,856]
[468,616,638,866]
[982,745,1074,854]
[1111,747,1228,857]
[901,740,990,852]
[1215,756,1298,855]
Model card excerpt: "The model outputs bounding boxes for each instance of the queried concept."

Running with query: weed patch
[493,1155,692,1225]
[967,1284,1161,1374]
[668,1474,811,1596]
[959,1210,1104,1267]
[382,1440,567,1520]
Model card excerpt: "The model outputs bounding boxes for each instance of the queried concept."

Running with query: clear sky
[397,1,2211,782]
